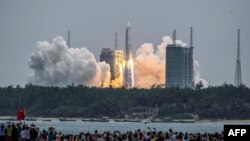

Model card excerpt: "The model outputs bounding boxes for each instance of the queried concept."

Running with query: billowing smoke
[194,60,209,88]
[134,35,208,88]
[134,36,171,88]
[28,35,207,88]
[28,36,110,87]
[134,43,164,88]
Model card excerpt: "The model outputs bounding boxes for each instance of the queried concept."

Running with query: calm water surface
[1,120,226,134]
[1,120,249,134]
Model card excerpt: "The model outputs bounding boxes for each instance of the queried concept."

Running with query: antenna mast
[115,32,118,50]
[235,29,242,86]
[190,27,193,47]
[67,30,70,48]
[173,29,176,45]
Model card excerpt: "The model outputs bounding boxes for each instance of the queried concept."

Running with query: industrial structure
[235,29,242,86]
[100,24,134,88]
[100,33,124,88]
[127,105,158,118]
[100,48,113,70]
[165,28,195,88]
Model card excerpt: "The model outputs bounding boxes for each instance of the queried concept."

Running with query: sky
[0,0,249,87]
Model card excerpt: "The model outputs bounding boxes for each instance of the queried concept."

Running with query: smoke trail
[194,60,209,88]
[28,36,110,87]
[134,36,208,88]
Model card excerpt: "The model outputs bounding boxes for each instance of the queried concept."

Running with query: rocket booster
[123,22,134,88]
[125,23,132,61]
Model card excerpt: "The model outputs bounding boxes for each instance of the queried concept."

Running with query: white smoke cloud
[28,35,207,88]
[28,36,110,87]
[134,36,172,88]
[194,60,209,88]
[176,40,187,47]
[134,35,208,88]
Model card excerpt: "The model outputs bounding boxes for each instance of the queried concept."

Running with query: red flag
[17,107,25,120]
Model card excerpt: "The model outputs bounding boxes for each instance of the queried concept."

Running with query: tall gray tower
[165,29,194,89]
[235,29,242,86]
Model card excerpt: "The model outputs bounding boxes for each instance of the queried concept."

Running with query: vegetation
[0,84,250,119]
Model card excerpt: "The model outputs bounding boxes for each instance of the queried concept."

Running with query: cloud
[134,36,172,88]
[194,60,209,88]
[28,36,110,87]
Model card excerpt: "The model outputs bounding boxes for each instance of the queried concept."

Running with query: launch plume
[194,60,209,88]
[28,36,110,87]
[134,36,208,88]
[134,36,172,88]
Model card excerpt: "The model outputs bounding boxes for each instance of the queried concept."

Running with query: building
[127,105,159,118]
[111,49,124,87]
[100,24,134,88]
[166,45,194,88]
[165,29,194,88]
[100,48,124,88]
[100,48,113,74]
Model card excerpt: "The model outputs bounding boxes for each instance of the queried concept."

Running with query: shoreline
[1,116,250,123]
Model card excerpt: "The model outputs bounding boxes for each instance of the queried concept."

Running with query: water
[1,120,227,134]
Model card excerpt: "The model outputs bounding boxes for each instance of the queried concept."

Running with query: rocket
[123,22,134,88]
[125,22,132,61]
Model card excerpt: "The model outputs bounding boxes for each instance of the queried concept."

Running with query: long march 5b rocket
[123,23,134,88]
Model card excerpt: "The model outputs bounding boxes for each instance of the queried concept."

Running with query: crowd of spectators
[0,122,224,141]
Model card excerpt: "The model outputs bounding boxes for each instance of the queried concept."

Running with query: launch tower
[235,29,242,86]
[166,28,194,88]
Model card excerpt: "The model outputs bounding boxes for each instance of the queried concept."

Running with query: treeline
[0,84,250,119]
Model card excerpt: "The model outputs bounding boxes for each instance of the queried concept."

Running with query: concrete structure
[100,48,113,72]
[100,46,124,87]
[111,49,124,87]
[165,29,194,88]
[127,105,158,117]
